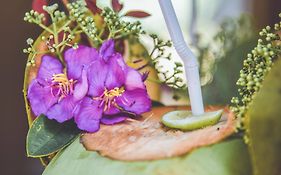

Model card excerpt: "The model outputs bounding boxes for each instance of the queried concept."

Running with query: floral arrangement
[27,39,152,132]
[23,0,281,175]
[23,0,184,163]
[23,0,175,129]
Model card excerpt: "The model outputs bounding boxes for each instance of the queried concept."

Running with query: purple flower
[27,46,99,123]
[74,40,152,132]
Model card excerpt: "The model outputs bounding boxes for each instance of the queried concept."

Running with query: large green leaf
[246,58,281,175]
[43,138,252,175]
[27,115,80,157]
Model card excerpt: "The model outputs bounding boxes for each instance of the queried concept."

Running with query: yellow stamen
[51,73,76,99]
[104,87,125,98]
[93,87,125,112]
[52,73,69,83]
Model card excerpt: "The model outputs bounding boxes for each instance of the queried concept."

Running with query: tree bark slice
[81,106,236,161]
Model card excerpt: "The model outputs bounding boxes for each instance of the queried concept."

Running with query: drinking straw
[158,0,204,115]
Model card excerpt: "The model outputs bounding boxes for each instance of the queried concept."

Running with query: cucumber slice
[161,110,223,131]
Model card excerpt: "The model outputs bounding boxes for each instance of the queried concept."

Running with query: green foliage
[67,1,144,44]
[24,3,79,63]
[23,0,146,63]
[246,59,281,175]
[26,115,80,157]
[43,138,252,175]
[67,0,100,44]
[101,7,144,39]
[230,14,281,131]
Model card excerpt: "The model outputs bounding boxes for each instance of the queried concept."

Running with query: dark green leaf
[27,115,80,157]
[43,138,252,175]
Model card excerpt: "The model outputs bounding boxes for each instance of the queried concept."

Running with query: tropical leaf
[112,0,123,12]
[43,138,252,175]
[246,58,281,175]
[85,0,102,14]
[27,115,80,157]
[125,11,151,18]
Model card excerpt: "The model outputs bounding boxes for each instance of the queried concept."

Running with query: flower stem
[38,24,53,34]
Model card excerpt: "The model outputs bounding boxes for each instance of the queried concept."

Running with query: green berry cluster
[23,3,81,64]
[101,7,145,39]
[23,38,36,67]
[67,1,100,43]
[24,4,67,34]
[43,4,67,23]
[24,10,45,25]
[149,34,186,89]
[42,32,76,54]
[231,14,281,131]
[67,0,145,44]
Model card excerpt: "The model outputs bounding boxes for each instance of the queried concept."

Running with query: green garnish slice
[161,110,223,131]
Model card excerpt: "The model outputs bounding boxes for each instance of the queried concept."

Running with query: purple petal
[113,53,126,68]
[103,105,120,115]
[116,88,151,115]
[124,67,146,90]
[99,39,115,62]
[105,53,126,90]
[74,97,103,132]
[87,60,108,97]
[73,68,88,101]
[37,55,63,83]
[101,114,127,125]
[46,96,77,123]
[65,45,99,80]
[27,79,58,116]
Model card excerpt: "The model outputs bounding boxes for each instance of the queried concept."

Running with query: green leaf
[246,58,281,175]
[43,138,252,175]
[27,115,80,157]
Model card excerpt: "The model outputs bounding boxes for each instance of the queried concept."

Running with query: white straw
[158,0,204,115]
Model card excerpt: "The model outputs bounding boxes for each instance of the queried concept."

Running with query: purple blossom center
[51,73,76,101]
[93,87,125,112]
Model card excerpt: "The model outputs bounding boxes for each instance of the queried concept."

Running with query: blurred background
[1,0,280,174]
